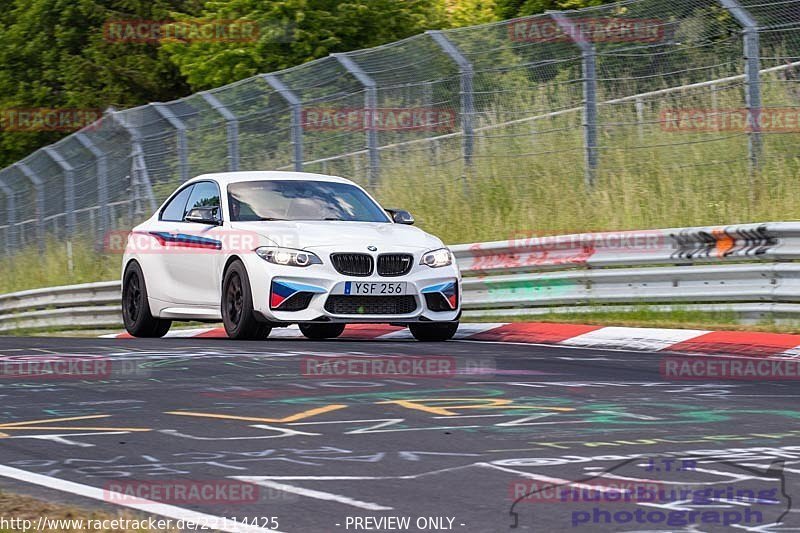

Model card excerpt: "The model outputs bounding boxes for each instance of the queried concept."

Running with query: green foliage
[445,0,499,27]
[494,0,614,19]
[0,0,202,167]
[163,0,449,90]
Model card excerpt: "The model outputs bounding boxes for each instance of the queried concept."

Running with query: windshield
[227,180,391,223]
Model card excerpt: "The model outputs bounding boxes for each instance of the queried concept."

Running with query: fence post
[635,97,645,141]
[200,91,240,171]
[719,0,762,172]
[262,74,304,172]
[107,109,158,214]
[549,11,598,189]
[16,163,45,251]
[710,82,719,110]
[333,53,379,186]
[0,177,15,254]
[42,146,76,236]
[75,133,109,243]
[428,30,475,171]
[152,103,190,182]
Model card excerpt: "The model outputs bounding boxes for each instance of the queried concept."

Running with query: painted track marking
[0,415,151,437]
[164,405,347,423]
[233,478,392,511]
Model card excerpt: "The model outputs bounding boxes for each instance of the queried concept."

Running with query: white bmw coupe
[121,172,461,341]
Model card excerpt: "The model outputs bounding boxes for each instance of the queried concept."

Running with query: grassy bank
[0,491,176,532]
[0,237,119,294]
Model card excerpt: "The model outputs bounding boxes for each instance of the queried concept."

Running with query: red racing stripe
[468,322,602,343]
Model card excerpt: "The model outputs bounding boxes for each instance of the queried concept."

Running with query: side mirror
[185,206,221,225]
[386,209,414,225]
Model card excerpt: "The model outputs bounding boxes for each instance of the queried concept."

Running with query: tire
[122,261,172,338]
[409,321,459,342]
[300,323,346,340]
[222,260,272,340]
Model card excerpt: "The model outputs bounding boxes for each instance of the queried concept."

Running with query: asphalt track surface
[0,335,799,532]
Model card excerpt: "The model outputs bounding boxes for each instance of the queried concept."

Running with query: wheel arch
[123,258,141,279]
[122,258,151,300]
[222,254,245,287]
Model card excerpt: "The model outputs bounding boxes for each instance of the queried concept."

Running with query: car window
[160,185,194,222]
[183,181,221,221]
[227,180,390,222]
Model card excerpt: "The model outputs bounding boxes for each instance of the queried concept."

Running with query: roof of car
[186,171,355,186]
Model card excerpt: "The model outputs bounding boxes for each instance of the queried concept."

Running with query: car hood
[228,220,444,252]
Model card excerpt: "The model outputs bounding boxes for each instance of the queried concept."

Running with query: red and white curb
[102,322,800,358]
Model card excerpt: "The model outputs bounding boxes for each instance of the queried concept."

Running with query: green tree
[0,0,202,167]
[494,0,611,19]
[445,0,499,27]
[163,0,448,90]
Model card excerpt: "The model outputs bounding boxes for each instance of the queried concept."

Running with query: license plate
[342,281,408,295]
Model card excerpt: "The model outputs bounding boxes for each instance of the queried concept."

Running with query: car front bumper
[242,253,461,324]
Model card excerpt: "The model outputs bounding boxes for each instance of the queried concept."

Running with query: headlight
[421,248,453,268]
[255,247,322,267]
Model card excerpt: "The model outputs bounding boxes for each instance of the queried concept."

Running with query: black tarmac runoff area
[0,335,799,532]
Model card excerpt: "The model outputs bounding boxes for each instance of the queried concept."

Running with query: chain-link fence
[1,0,799,256]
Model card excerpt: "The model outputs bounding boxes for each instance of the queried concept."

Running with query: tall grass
[0,237,120,294]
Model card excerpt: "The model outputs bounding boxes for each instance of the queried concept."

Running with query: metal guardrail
[451,222,800,273]
[2,221,799,332]
[0,281,121,332]
[454,221,800,321]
